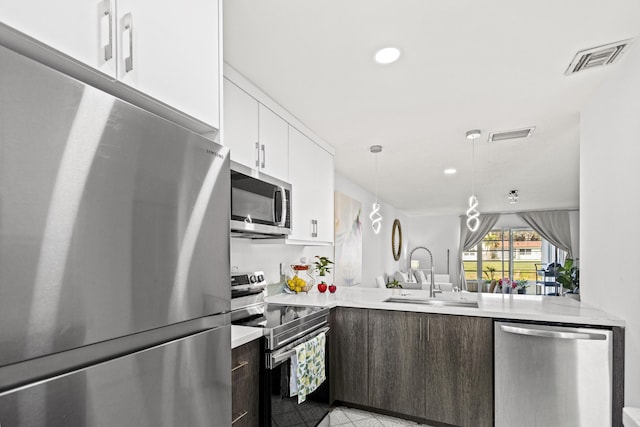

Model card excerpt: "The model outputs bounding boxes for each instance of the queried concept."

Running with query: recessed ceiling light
[444,168,457,175]
[374,47,401,64]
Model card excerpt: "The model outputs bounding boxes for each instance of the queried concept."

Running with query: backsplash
[230,238,333,295]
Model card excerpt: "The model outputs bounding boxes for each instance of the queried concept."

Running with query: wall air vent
[565,39,632,75]
[488,127,535,142]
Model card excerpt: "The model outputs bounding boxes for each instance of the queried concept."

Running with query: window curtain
[458,213,500,291]
[518,211,573,260]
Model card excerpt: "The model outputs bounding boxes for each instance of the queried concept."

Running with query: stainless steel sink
[383,297,479,308]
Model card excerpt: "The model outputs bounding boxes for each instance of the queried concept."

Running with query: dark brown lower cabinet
[425,314,493,427]
[368,309,426,417]
[331,307,369,406]
[231,339,260,427]
[345,309,493,427]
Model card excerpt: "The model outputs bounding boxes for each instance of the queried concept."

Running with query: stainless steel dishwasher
[495,321,613,427]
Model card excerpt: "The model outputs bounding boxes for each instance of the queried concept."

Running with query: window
[463,228,544,292]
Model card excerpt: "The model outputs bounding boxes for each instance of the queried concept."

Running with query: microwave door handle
[276,186,287,227]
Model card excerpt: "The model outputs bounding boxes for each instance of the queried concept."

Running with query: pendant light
[465,130,481,232]
[369,145,383,234]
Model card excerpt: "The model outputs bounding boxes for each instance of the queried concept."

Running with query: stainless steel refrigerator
[0,44,231,426]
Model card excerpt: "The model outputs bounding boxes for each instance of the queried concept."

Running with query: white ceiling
[223,0,640,216]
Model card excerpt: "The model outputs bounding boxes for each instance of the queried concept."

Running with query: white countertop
[624,408,640,427]
[231,325,264,349]
[266,287,625,327]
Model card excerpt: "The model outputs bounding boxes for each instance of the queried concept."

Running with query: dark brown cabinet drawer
[231,339,261,427]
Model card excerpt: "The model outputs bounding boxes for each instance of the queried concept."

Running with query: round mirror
[392,219,402,261]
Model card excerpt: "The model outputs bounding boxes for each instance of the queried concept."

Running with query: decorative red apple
[328,284,337,293]
[318,282,328,293]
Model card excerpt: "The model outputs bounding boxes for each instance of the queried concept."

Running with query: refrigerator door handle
[500,324,608,341]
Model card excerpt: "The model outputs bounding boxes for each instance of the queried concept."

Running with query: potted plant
[386,278,402,288]
[516,279,529,294]
[313,256,334,285]
[497,278,517,294]
[483,266,497,292]
[556,258,579,296]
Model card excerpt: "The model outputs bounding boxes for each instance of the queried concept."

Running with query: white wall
[230,239,332,289]
[581,44,640,407]
[335,173,408,287]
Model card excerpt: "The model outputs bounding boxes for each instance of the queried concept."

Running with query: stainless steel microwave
[230,162,291,237]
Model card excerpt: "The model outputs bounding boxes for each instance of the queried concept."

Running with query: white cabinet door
[116,0,220,128]
[258,104,288,182]
[288,126,334,244]
[0,0,117,77]
[223,78,259,168]
[313,145,334,242]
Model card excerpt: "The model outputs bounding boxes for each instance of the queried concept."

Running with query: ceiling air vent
[565,39,632,75]
[488,127,535,142]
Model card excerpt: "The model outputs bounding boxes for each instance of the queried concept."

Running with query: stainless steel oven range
[231,271,267,325]
[233,302,331,427]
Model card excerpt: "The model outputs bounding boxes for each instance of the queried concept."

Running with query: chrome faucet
[409,246,442,298]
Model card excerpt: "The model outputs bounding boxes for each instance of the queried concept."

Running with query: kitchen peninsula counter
[266,286,624,327]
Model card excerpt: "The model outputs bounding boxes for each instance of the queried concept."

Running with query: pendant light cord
[471,137,475,196]
[374,153,379,203]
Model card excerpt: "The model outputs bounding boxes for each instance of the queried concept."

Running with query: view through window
[463,228,546,293]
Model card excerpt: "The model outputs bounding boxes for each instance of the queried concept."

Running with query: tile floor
[328,406,435,427]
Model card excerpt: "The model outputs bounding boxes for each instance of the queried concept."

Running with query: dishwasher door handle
[500,325,608,341]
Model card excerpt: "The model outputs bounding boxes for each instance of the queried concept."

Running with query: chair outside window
[535,263,561,295]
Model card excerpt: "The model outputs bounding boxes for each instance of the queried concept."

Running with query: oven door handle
[276,319,328,349]
[267,326,329,369]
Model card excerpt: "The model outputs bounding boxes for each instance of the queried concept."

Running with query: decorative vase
[517,288,526,295]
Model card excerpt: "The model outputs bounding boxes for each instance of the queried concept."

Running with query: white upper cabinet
[1,0,220,129]
[258,104,289,182]
[0,0,117,77]
[223,77,289,182]
[223,78,259,168]
[288,126,334,244]
[116,0,219,128]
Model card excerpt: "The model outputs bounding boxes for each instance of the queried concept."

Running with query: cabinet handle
[123,13,134,73]
[232,411,248,424]
[102,0,113,61]
[261,144,266,168]
[419,318,422,341]
[255,142,260,168]
[427,318,430,342]
[231,361,249,372]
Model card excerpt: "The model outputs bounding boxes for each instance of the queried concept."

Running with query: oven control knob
[249,275,257,283]
[257,274,264,283]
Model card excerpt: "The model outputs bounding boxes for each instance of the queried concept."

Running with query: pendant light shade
[369,145,383,234]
